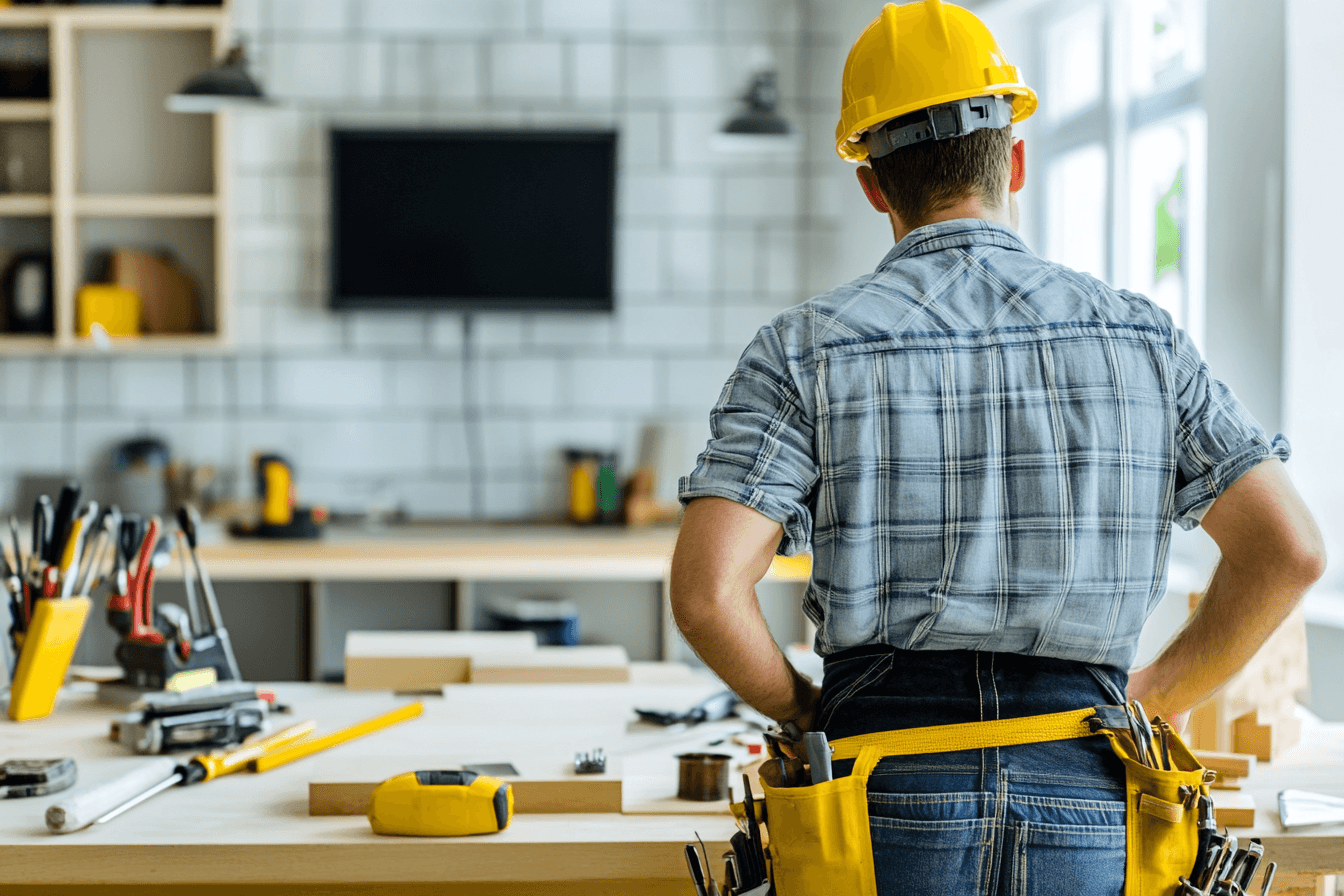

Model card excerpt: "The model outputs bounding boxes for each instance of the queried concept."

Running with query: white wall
[1284,0,1344,589]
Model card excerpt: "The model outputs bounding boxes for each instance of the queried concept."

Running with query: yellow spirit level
[368,770,513,837]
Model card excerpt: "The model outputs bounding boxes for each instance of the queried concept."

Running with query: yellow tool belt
[743,705,1210,896]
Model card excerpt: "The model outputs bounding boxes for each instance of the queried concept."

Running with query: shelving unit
[0,2,230,352]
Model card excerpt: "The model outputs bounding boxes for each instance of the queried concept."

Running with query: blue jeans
[818,647,1129,896]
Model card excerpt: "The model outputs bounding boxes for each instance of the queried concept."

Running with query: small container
[676,752,732,802]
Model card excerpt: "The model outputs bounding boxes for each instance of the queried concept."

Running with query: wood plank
[468,646,631,684]
[344,631,538,690]
[0,100,52,121]
[1194,750,1257,779]
[73,193,218,217]
[1213,791,1256,827]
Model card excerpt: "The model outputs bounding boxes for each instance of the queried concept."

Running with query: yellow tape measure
[368,770,513,837]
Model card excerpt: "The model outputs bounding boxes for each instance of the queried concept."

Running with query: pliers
[127,516,164,645]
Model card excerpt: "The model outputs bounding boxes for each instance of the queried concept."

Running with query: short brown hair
[868,123,1012,226]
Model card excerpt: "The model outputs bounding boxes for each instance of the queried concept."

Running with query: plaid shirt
[679,220,1288,669]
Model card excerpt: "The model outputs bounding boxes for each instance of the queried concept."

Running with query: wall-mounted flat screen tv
[330,128,617,312]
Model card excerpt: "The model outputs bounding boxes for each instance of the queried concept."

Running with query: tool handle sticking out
[45,758,178,833]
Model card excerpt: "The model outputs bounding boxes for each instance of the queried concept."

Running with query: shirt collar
[876,218,1033,270]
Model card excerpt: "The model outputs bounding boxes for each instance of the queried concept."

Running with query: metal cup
[676,752,732,801]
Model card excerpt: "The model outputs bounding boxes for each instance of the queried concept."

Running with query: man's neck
[890,194,1010,245]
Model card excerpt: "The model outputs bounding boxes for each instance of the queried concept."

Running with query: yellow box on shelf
[76,283,140,337]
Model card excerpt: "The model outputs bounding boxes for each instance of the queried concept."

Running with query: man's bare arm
[1128,460,1326,723]
[670,497,821,728]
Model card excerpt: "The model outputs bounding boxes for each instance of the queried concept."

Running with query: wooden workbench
[0,674,745,895]
[3,675,1342,894]
[152,524,812,677]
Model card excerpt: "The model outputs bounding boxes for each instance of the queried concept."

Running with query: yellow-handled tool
[250,702,424,772]
[183,720,318,784]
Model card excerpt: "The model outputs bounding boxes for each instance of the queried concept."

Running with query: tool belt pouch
[742,744,881,896]
[1090,707,1211,896]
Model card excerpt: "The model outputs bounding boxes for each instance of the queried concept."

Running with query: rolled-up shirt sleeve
[1170,327,1290,529]
[678,323,819,555]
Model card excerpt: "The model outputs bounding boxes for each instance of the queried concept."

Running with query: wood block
[1269,873,1336,896]
[309,776,623,816]
[468,646,631,684]
[1211,791,1256,828]
[1232,709,1302,761]
[344,631,537,690]
[1192,750,1257,779]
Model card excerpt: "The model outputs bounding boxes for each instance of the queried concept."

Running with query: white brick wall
[0,0,848,521]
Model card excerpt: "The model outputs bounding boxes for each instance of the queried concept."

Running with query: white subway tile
[428,42,481,101]
[191,358,230,410]
[618,172,661,217]
[231,173,269,221]
[267,174,325,220]
[490,41,565,100]
[667,226,714,292]
[232,305,268,348]
[233,358,268,410]
[266,303,345,350]
[668,109,722,168]
[233,109,319,169]
[666,355,740,413]
[431,419,471,471]
[428,314,464,350]
[3,358,65,411]
[529,313,613,348]
[617,303,712,350]
[622,40,664,101]
[478,417,536,474]
[669,174,715,217]
[479,477,538,520]
[618,109,665,169]
[716,226,758,292]
[396,476,474,518]
[69,419,129,476]
[355,0,526,35]
[530,414,621,461]
[387,40,426,101]
[626,0,716,34]
[722,0,800,34]
[348,313,429,349]
[273,358,384,409]
[392,359,464,409]
[572,42,615,101]
[176,418,235,467]
[485,357,562,411]
[764,228,800,296]
[295,417,431,473]
[268,41,350,102]
[719,303,778,351]
[236,415,304,465]
[664,42,720,100]
[615,225,662,293]
[570,356,657,410]
[230,0,265,34]
[112,359,186,414]
[540,0,616,31]
[723,174,800,218]
[72,359,111,410]
[349,39,386,102]
[270,0,349,34]
[0,418,65,472]
[471,314,527,349]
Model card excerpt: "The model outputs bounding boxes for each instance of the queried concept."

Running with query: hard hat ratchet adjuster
[864,94,1013,159]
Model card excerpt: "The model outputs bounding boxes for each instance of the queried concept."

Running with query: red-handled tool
[127,517,163,645]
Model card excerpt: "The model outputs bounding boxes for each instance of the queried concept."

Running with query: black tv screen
[330,129,617,312]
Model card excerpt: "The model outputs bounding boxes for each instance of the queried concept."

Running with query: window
[1028,0,1207,348]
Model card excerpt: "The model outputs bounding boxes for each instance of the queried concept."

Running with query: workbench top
[0,676,742,894]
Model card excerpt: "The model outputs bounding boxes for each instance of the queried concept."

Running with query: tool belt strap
[828,707,1098,762]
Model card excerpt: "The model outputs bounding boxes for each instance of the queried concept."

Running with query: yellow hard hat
[836,0,1037,162]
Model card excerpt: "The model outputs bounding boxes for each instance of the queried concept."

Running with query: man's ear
[856,165,891,214]
[1009,138,1027,194]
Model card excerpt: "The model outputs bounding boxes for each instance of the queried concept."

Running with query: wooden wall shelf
[0,2,231,352]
